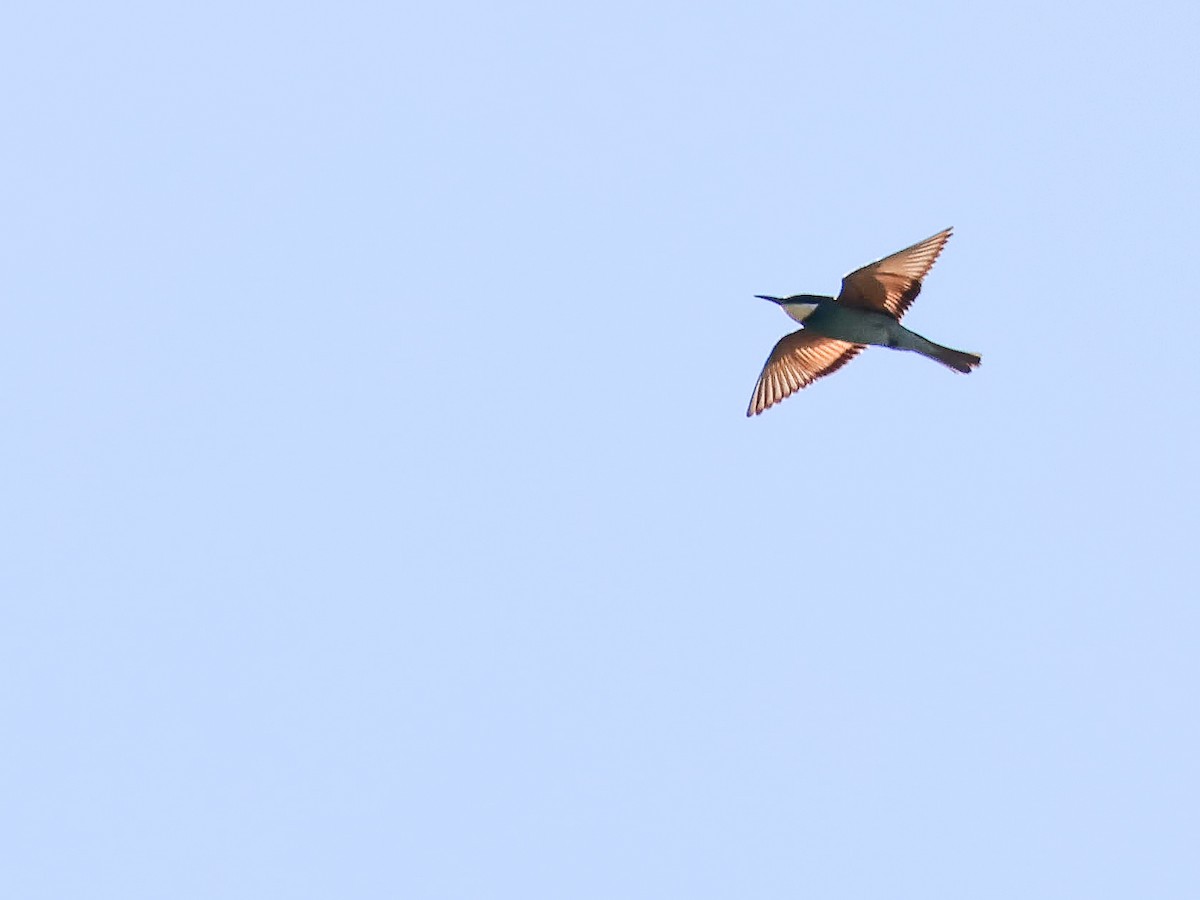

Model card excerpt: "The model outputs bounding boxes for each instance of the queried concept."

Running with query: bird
[747,227,981,417]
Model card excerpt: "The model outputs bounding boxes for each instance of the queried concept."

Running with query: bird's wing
[747,330,864,416]
[836,227,952,320]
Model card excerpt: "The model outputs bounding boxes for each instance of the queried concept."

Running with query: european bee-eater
[748,227,980,416]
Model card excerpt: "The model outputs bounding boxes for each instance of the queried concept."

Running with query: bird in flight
[747,227,981,417]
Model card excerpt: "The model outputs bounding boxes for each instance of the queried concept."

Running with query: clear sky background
[3,1,1198,897]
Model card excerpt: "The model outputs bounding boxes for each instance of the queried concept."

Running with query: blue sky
[3,1,1198,897]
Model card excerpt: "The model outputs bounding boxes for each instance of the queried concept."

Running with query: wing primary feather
[836,227,952,319]
[746,331,865,416]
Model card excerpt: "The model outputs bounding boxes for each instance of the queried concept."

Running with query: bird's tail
[923,342,981,373]
[909,334,981,373]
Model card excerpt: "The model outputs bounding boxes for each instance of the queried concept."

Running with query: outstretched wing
[746,331,864,416]
[836,227,952,320]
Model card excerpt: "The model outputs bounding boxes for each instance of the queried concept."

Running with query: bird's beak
[755,295,781,303]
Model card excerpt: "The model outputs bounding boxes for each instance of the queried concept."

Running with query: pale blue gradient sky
[3,2,1198,897]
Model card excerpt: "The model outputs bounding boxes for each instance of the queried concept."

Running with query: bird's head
[756,293,827,323]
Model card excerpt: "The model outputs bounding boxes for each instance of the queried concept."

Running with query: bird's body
[785,295,978,369]
[794,297,900,344]
[747,228,981,416]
